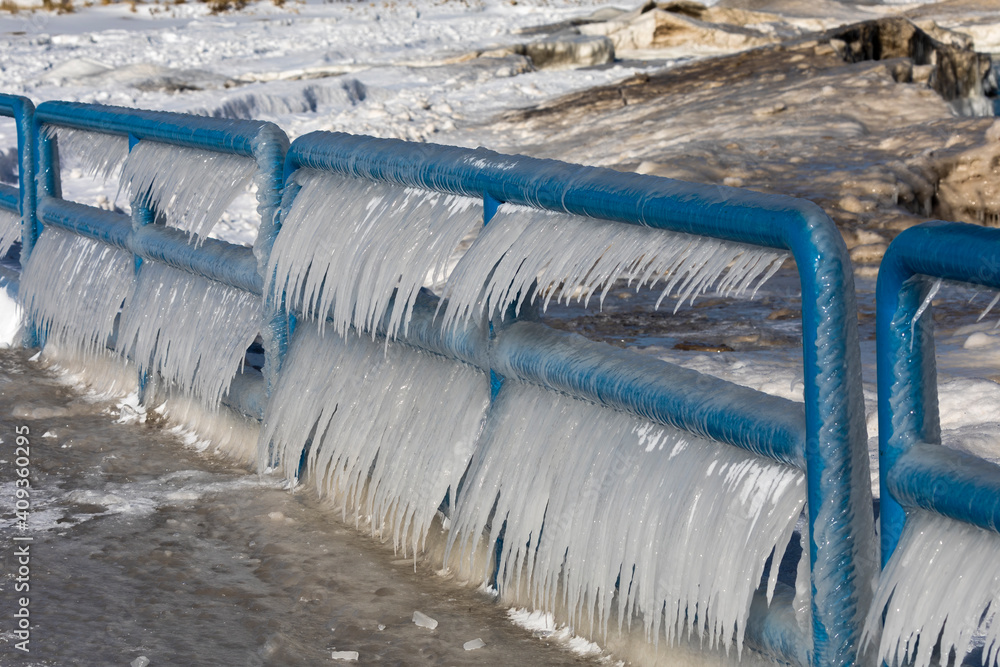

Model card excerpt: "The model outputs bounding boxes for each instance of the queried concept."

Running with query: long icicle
[259,325,490,558]
[439,205,787,332]
[119,140,257,241]
[20,226,134,356]
[864,510,1000,667]
[116,261,262,409]
[445,380,805,656]
[268,170,482,340]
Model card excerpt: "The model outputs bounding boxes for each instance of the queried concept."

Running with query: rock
[827,18,996,114]
[581,8,775,52]
[523,34,615,69]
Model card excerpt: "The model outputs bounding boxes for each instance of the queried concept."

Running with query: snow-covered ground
[2,0,1000,663]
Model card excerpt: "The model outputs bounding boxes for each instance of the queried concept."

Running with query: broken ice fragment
[330,650,359,661]
[412,610,438,629]
[463,638,485,650]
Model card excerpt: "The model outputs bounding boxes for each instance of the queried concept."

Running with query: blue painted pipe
[492,321,807,469]
[38,197,262,295]
[0,94,36,347]
[888,442,1000,535]
[287,131,874,666]
[877,221,1000,564]
[0,95,35,244]
[35,101,276,158]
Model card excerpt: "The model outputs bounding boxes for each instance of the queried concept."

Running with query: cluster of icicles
[20,127,264,408]
[19,140,810,658]
[261,168,812,655]
[29,127,1000,667]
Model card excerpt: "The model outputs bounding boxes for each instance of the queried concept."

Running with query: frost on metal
[116,261,262,409]
[44,125,129,182]
[439,204,787,330]
[259,325,490,558]
[120,140,257,241]
[445,381,806,655]
[864,510,1000,667]
[268,170,482,340]
[0,206,18,256]
[21,226,133,356]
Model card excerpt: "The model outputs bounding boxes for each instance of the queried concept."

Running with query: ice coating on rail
[0,207,18,256]
[116,261,262,409]
[120,140,257,241]
[259,326,490,558]
[44,125,129,182]
[864,510,1000,667]
[440,204,787,330]
[20,226,133,355]
[269,170,482,340]
[445,381,805,655]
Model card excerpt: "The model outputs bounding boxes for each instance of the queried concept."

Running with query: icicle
[864,510,1000,667]
[910,278,942,352]
[439,205,788,332]
[445,381,805,654]
[978,290,1000,328]
[116,261,262,409]
[268,170,482,340]
[119,140,257,241]
[0,206,19,256]
[44,125,129,182]
[259,325,490,558]
[20,226,134,356]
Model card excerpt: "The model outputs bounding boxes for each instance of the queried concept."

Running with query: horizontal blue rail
[286,131,874,667]
[877,221,1000,564]
[37,198,263,295]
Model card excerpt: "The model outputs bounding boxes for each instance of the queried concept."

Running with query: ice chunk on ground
[412,611,438,629]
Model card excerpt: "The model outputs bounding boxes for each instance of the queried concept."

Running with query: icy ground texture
[260,326,490,559]
[269,170,482,340]
[440,204,787,331]
[116,260,261,408]
[446,380,806,657]
[864,510,1000,667]
[20,226,133,356]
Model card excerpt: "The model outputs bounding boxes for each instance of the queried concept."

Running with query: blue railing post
[0,94,36,345]
[877,221,1000,563]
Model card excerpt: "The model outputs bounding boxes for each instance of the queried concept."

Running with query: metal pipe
[877,221,1000,563]
[492,321,807,469]
[38,197,262,295]
[888,442,1000,536]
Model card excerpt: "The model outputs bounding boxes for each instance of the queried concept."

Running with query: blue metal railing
[29,102,289,398]
[4,100,885,666]
[284,131,877,667]
[0,94,35,268]
[876,221,1000,563]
